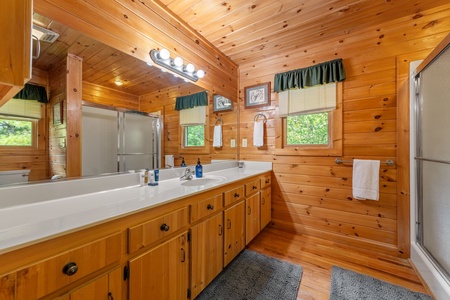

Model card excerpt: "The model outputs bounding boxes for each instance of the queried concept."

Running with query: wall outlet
[230,139,236,147]
[242,139,247,147]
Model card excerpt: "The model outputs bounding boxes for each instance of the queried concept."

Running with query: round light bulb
[173,56,183,67]
[196,69,205,79]
[159,48,170,60]
[185,63,195,73]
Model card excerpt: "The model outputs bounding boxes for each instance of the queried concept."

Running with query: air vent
[32,24,59,43]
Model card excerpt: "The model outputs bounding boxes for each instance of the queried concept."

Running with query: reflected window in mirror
[0,116,37,148]
[184,125,205,147]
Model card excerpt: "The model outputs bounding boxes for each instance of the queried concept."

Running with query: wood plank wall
[35,0,239,173]
[238,4,450,257]
[48,59,68,178]
[140,84,238,166]
[0,68,49,181]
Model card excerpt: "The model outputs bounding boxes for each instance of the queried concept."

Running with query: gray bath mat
[329,266,433,300]
[195,249,302,300]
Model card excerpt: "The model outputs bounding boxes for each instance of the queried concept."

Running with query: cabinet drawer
[191,193,223,222]
[245,179,260,196]
[260,173,271,189]
[16,232,121,300]
[128,206,189,253]
[223,185,245,206]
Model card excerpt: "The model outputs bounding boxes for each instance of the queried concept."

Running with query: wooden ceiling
[160,0,450,65]
[32,13,189,96]
[33,1,450,95]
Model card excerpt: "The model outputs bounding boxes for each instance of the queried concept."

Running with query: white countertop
[0,162,271,254]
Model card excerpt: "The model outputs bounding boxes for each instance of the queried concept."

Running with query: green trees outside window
[286,112,328,145]
[0,118,33,146]
[185,125,205,147]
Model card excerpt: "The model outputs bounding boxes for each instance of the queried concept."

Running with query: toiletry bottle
[195,158,203,178]
[148,170,154,184]
[181,157,186,167]
[144,169,149,184]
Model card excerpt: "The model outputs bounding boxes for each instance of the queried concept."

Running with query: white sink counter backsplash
[0,161,271,254]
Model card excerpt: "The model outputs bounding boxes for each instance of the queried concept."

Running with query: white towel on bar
[213,125,222,147]
[352,159,380,200]
[253,121,264,147]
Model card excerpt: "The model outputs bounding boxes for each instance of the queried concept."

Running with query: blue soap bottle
[195,158,203,178]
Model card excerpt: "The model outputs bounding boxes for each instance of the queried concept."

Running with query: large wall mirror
[0,12,237,185]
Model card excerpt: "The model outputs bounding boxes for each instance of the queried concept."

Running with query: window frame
[0,115,38,150]
[182,124,206,148]
[275,82,343,156]
[283,111,332,149]
[179,123,210,155]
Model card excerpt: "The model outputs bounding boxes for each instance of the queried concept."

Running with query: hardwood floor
[246,227,433,300]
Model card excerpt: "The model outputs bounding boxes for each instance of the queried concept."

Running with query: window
[184,125,205,147]
[275,82,342,156]
[285,112,329,145]
[0,116,37,148]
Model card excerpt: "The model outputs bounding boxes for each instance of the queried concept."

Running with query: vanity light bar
[149,49,205,82]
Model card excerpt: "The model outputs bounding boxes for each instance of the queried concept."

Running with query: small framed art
[244,82,271,108]
[53,102,63,125]
[213,94,233,112]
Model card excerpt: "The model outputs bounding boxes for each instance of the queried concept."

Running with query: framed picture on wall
[244,82,271,108]
[213,94,233,112]
[53,102,63,125]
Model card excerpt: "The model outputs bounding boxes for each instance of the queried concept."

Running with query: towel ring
[254,113,267,123]
[214,118,223,126]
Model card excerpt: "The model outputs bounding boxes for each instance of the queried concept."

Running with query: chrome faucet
[180,167,193,181]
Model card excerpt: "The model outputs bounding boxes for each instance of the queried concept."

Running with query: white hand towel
[253,121,264,147]
[213,125,222,147]
[352,159,380,200]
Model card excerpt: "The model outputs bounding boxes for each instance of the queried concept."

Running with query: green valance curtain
[13,83,48,103]
[274,58,346,92]
[175,91,208,111]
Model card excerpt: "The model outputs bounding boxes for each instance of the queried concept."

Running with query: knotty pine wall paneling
[238,5,450,258]
[140,83,238,166]
[0,68,49,181]
[48,58,68,179]
[33,0,238,99]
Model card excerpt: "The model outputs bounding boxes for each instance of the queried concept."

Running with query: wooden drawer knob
[160,223,170,232]
[62,262,78,276]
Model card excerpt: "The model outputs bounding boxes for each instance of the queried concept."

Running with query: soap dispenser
[195,158,203,178]
[181,157,186,167]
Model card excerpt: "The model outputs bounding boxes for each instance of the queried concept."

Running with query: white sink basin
[180,175,226,187]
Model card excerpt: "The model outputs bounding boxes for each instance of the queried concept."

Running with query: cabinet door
[191,213,223,299]
[224,200,245,266]
[59,266,123,300]
[129,232,189,300]
[0,273,15,300]
[260,187,272,229]
[245,193,261,245]
[70,274,108,300]
[0,0,32,103]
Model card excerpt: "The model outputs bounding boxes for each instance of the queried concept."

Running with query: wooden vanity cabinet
[0,273,15,300]
[128,232,189,300]
[0,0,32,104]
[57,267,124,300]
[245,193,261,245]
[190,212,224,299]
[260,186,272,229]
[128,206,189,253]
[15,232,122,300]
[223,200,245,267]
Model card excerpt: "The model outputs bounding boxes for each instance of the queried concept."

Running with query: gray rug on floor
[195,249,302,300]
[329,266,433,300]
